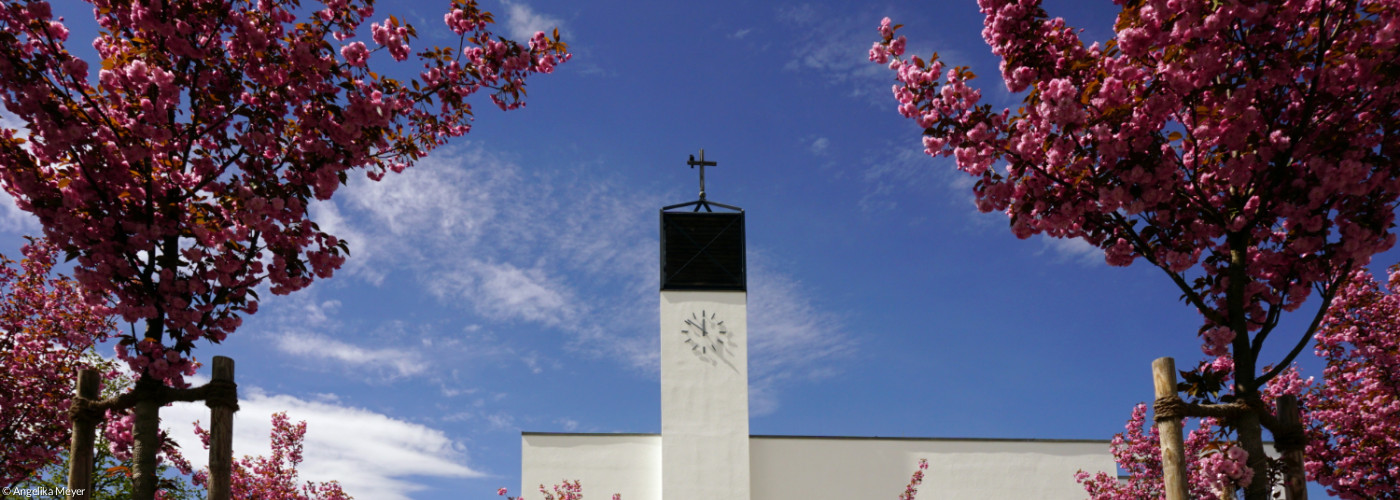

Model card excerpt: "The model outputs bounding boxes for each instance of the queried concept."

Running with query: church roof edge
[519,431,1111,444]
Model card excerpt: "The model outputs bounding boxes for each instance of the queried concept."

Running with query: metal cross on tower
[687,149,717,201]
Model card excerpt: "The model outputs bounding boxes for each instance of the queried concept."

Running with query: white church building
[520,155,1116,499]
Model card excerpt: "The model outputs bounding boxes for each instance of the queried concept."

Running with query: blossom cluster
[185,412,352,500]
[0,240,117,487]
[1075,265,1400,499]
[873,4,1400,495]
[0,0,569,386]
[1304,265,1400,498]
[897,458,927,500]
[100,406,195,484]
[1074,404,1255,500]
[871,0,1400,359]
[497,481,620,500]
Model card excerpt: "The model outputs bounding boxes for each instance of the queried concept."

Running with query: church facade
[520,154,1115,498]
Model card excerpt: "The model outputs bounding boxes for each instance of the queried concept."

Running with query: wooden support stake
[1277,395,1308,500]
[1153,357,1190,500]
[208,356,236,500]
[67,369,99,499]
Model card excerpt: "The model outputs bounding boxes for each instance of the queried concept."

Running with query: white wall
[521,434,1114,500]
[660,290,750,500]
[520,433,660,499]
[750,436,1115,499]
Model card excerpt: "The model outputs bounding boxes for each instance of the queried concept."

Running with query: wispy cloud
[164,384,478,500]
[273,329,428,379]
[808,136,830,156]
[860,144,971,213]
[484,412,517,431]
[1038,235,1104,267]
[316,144,664,367]
[746,259,855,416]
[427,259,578,326]
[554,417,580,432]
[246,287,444,382]
[499,0,563,42]
[775,4,981,106]
[775,4,887,93]
[0,189,40,234]
[0,109,41,234]
[727,28,754,40]
[312,143,859,412]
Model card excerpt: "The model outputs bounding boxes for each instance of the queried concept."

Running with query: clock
[680,310,729,356]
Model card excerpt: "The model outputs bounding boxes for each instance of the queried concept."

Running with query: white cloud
[322,145,665,365]
[500,0,564,42]
[860,145,968,213]
[554,417,580,432]
[484,412,517,430]
[809,136,830,155]
[273,330,428,378]
[776,4,819,25]
[427,259,576,326]
[776,4,887,89]
[0,109,41,234]
[0,189,40,234]
[341,152,507,244]
[305,143,858,414]
[1038,235,1103,267]
[745,260,856,416]
[307,201,384,285]
[727,28,754,40]
[163,385,478,500]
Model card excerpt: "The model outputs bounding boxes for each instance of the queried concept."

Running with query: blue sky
[3,0,1397,498]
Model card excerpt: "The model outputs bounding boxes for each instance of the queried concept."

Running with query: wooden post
[208,356,236,500]
[1277,395,1308,500]
[67,369,99,499]
[1153,357,1190,500]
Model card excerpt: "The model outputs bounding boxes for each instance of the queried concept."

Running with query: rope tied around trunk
[1153,395,1187,423]
[202,378,239,412]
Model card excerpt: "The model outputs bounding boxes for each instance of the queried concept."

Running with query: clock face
[680,310,729,357]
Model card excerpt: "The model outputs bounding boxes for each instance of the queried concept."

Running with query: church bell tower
[659,150,750,500]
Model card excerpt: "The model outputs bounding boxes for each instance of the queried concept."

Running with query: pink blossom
[340,41,369,67]
[186,413,351,499]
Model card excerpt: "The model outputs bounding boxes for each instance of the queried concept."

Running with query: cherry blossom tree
[870,1,1400,498]
[1075,399,1295,499]
[0,0,568,496]
[8,348,201,500]
[1074,264,1400,499]
[8,418,203,500]
[0,238,117,487]
[181,412,351,500]
[1305,264,1400,498]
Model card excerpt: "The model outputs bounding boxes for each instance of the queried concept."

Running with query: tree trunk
[1277,395,1307,500]
[130,377,161,500]
[1226,235,1271,500]
[1237,403,1270,500]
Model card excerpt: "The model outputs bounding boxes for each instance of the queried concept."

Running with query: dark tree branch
[1255,266,1352,389]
